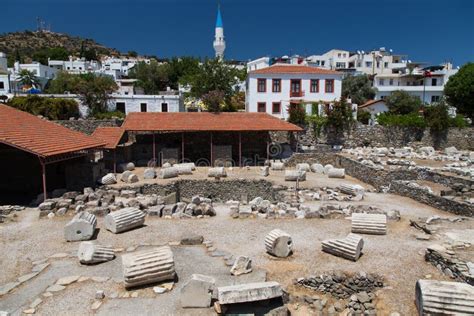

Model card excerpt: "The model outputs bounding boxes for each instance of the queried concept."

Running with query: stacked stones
[0,205,24,223]
[425,244,474,285]
[149,195,216,219]
[296,271,384,299]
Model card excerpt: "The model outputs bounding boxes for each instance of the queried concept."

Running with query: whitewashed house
[373,63,458,104]
[8,61,58,91]
[358,99,389,123]
[0,52,10,95]
[48,57,101,74]
[246,64,342,120]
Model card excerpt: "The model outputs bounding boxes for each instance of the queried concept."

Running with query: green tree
[83,49,97,61]
[385,90,422,114]
[76,74,118,115]
[7,96,79,119]
[17,69,40,89]
[129,60,171,94]
[288,103,306,125]
[167,57,201,89]
[45,71,83,94]
[128,51,138,57]
[32,47,69,65]
[201,90,225,112]
[444,63,474,120]
[342,74,377,105]
[325,99,354,131]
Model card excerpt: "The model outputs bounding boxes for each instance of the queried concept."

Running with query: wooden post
[239,132,242,168]
[266,141,270,161]
[210,132,213,167]
[295,132,299,153]
[113,149,117,174]
[152,132,156,161]
[181,132,185,163]
[39,158,47,201]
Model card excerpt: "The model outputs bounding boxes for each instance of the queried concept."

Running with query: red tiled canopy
[249,64,341,75]
[121,112,303,132]
[92,127,124,149]
[0,104,105,158]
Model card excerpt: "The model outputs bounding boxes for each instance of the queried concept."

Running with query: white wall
[0,74,10,94]
[247,73,342,119]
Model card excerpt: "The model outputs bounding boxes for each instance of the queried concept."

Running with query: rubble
[425,244,474,285]
[230,256,252,276]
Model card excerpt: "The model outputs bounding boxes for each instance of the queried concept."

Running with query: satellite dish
[361,50,365,54]
[457,66,460,69]
[357,50,361,54]
[408,60,412,63]
[389,49,393,53]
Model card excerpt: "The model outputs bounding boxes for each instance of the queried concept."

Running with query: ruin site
[1,108,473,316]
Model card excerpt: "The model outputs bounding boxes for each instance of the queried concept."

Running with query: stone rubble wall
[425,245,474,285]
[55,119,123,135]
[299,124,474,151]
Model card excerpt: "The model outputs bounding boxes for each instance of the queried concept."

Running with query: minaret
[213,4,226,59]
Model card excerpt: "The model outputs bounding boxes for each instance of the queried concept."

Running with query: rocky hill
[0,31,120,64]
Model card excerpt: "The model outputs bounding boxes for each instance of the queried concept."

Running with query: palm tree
[17,69,40,90]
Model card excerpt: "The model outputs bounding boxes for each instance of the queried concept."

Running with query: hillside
[0,31,120,65]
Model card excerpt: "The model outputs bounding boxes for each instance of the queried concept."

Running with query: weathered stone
[0,282,20,295]
[120,171,133,182]
[174,163,196,171]
[78,241,115,264]
[284,170,306,182]
[64,211,97,241]
[122,246,176,288]
[104,207,145,233]
[261,166,270,177]
[310,163,325,173]
[46,284,66,292]
[158,167,179,179]
[416,279,474,315]
[208,167,227,178]
[296,163,311,172]
[120,190,137,198]
[323,164,334,174]
[339,184,365,197]
[351,213,387,235]
[101,173,117,185]
[125,162,135,171]
[147,205,164,216]
[230,256,252,276]
[38,201,56,211]
[270,162,285,171]
[56,275,80,286]
[180,274,216,308]
[95,290,105,299]
[322,233,364,261]
[327,168,345,178]
[127,173,139,183]
[17,272,39,283]
[217,281,282,304]
[174,164,193,175]
[181,234,204,245]
[143,168,156,179]
[264,229,293,258]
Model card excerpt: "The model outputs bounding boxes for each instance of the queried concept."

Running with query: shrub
[377,112,426,128]
[357,110,371,125]
[385,90,422,114]
[288,103,306,125]
[325,99,354,131]
[93,111,125,119]
[7,96,79,120]
[306,114,328,137]
[450,114,468,128]
[424,102,450,132]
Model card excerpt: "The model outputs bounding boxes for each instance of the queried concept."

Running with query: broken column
[180,274,216,308]
[217,281,282,305]
[415,279,474,315]
[284,170,306,181]
[321,233,364,261]
[310,163,324,173]
[158,167,179,179]
[104,207,145,234]
[77,241,115,264]
[230,256,252,276]
[351,213,387,235]
[323,164,334,174]
[208,167,227,178]
[270,162,284,171]
[339,184,365,197]
[296,163,311,172]
[327,168,345,178]
[64,211,97,241]
[174,164,193,175]
[265,229,293,257]
[122,246,176,288]
[260,166,269,177]
[101,173,117,185]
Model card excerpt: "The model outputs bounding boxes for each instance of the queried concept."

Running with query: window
[257,78,266,92]
[257,102,266,112]
[431,78,437,86]
[431,95,440,103]
[338,53,341,58]
[336,62,346,68]
[116,102,126,113]
[325,79,334,93]
[357,62,362,67]
[272,102,281,114]
[384,62,388,68]
[272,79,281,92]
[381,96,386,100]
[0,82,4,89]
[140,103,147,112]
[161,103,168,112]
[125,92,129,95]
[365,61,372,68]
[379,79,385,86]
[290,79,302,97]
[321,61,325,66]
[310,79,319,93]
[389,79,394,86]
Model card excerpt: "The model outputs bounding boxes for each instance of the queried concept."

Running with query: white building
[246,64,342,119]
[373,63,458,104]
[213,5,226,59]
[358,99,389,123]
[48,57,101,74]
[100,56,150,79]
[0,52,11,95]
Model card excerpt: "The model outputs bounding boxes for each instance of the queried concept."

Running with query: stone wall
[285,152,338,168]
[299,124,474,150]
[55,119,123,135]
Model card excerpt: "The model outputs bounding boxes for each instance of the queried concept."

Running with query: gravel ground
[0,186,471,315]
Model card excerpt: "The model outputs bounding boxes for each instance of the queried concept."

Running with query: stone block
[101,173,117,185]
[230,256,252,276]
[217,281,282,305]
[284,170,306,181]
[327,168,345,178]
[180,274,216,308]
[158,167,179,179]
[208,167,227,178]
[64,211,97,242]
[104,207,145,234]
[78,241,115,264]
[143,168,156,179]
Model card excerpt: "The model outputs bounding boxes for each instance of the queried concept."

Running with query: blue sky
[2,0,473,66]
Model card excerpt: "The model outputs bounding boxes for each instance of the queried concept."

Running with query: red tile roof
[122,112,303,132]
[249,64,342,75]
[0,104,105,158]
[359,99,385,109]
[92,127,124,149]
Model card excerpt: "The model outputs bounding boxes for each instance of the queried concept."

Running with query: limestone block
[270,162,285,171]
[101,173,117,185]
[104,207,145,234]
[415,279,474,315]
[321,233,364,261]
[174,163,196,171]
[284,170,306,181]
[311,163,324,173]
[121,171,133,182]
[127,173,139,183]
[323,164,334,174]
[143,168,156,179]
[217,281,282,305]
[230,256,252,276]
[296,163,311,172]
[351,213,387,235]
[261,166,269,177]
[180,274,216,308]
[327,168,345,178]
[208,167,227,178]
[39,201,56,211]
[174,164,193,175]
[264,229,293,258]
[78,241,115,264]
[158,167,179,179]
[122,246,176,288]
[64,211,97,241]
[339,184,365,197]
[418,146,435,156]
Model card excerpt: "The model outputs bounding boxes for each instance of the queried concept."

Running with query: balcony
[290,90,305,98]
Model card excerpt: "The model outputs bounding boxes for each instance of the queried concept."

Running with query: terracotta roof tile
[249,64,342,75]
[0,104,105,158]
[359,99,385,109]
[92,127,124,149]
[122,112,303,132]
